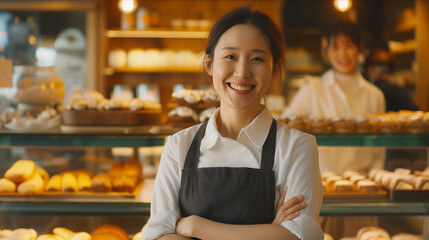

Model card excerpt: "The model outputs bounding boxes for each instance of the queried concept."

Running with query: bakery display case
[0,129,428,238]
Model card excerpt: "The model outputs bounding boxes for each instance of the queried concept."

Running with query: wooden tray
[61,109,162,126]
[0,192,136,202]
[389,189,429,201]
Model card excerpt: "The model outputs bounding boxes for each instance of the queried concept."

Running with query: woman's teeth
[229,83,253,91]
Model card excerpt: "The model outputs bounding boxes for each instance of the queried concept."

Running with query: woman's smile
[227,82,256,94]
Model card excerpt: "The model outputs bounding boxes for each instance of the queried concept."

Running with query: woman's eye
[225,55,235,60]
[251,57,264,62]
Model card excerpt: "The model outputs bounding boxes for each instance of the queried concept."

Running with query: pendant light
[118,0,138,14]
[334,0,353,12]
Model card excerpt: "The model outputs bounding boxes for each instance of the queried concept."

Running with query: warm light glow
[334,0,352,12]
[118,0,137,14]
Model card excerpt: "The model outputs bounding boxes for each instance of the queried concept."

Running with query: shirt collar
[322,69,366,90]
[201,106,274,150]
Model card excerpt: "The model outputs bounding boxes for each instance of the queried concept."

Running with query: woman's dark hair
[205,7,285,74]
[325,19,361,47]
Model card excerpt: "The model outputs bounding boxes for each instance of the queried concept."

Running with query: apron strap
[261,119,276,172]
[183,122,208,169]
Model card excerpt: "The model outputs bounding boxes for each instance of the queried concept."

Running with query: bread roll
[324,233,334,240]
[108,162,123,178]
[91,225,128,240]
[91,174,112,192]
[37,234,64,240]
[357,180,380,193]
[46,174,62,192]
[112,176,137,192]
[123,161,142,180]
[357,227,390,240]
[5,160,36,183]
[0,178,16,193]
[415,176,429,190]
[0,229,12,238]
[334,180,353,192]
[17,174,44,194]
[62,172,78,192]
[35,166,50,184]
[53,227,75,240]
[8,228,37,240]
[392,233,423,240]
[70,232,92,240]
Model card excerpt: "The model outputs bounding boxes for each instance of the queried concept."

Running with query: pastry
[76,171,92,192]
[392,233,423,240]
[322,172,339,181]
[97,99,109,111]
[36,166,50,184]
[123,161,142,179]
[168,106,199,123]
[0,229,13,239]
[132,231,142,240]
[330,117,355,133]
[62,172,78,192]
[46,174,62,192]
[415,176,429,190]
[5,160,36,183]
[356,180,380,193]
[8,228,37,240]
[91,173,112,192]
[143,100,161,110]
[71,232,92,240]
[72,99,89,110]
[17,174,44,194]
[201,88,219,108]
[108,162,123,178]
[104,98,129,110]
[53,227,75,240]
[357,227,390,240]
[284,115,309,132]
[171,89,203,107]
[0,178,16,193]
[307,117,330,133]
[129,98,145,111]
[334,180,353,192]
[37,234,64,240]
[389,175,414,190]
[91,225,128,240]
[378,116,402,133]
[324,233,334,240]
[325,175,343,192]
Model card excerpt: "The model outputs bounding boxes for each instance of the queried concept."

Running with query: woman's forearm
[192,216,299,240]
[157,234,192,240]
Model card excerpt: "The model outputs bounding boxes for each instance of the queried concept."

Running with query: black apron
[179,119,277,225]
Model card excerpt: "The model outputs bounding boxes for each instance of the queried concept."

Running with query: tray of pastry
[61,109,162,126]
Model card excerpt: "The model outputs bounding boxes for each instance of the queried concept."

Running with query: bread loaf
[0,178,16,193]
[71,232,92,240]
[37,234,63,240]
[357,227,390,240]
[76,171,92,192]
[123,161,142,180]
[108,162,123,178]
[8,228,37,240]
[17,174,44,194]
[0,229,12,238]
[35,166,50,184]
[91,225,128,240]
[5,160,36,183]
[53,227,75,240]
[45,174,62,192]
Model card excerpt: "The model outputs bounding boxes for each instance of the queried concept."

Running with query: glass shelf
[313,133,429,147]
[1,200,428,216]
[1,130,429,147]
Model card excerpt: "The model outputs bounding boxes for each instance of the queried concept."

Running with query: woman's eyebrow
[221,46,268,55]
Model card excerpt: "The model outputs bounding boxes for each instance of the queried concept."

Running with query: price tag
[0,57,13,88]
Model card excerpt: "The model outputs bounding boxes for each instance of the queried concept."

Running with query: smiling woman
[142,6,324,240]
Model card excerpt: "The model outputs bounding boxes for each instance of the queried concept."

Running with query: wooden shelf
[103,67,203,75]
[105,29,209,39]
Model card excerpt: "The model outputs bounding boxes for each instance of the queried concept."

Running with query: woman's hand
[176,215,201,238]
[272,187,306,224]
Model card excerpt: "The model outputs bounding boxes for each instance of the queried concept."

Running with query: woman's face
[326,34,360,75]
[207,24,273,112]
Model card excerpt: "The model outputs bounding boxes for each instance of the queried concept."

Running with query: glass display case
[0,130,427,238]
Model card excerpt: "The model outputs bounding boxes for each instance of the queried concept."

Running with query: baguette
[5,160,36,183]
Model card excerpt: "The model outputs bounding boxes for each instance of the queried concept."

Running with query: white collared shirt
[281,69,385,119]
[142,107,324,240]
[281,69,386,174]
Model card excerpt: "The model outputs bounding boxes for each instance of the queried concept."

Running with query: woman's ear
[204,55,213,76]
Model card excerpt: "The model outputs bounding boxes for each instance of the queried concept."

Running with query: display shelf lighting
[334,0,352,12]
[118,0,137,14]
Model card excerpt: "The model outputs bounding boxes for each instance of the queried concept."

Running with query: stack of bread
[336,226,423,240]
[66,91,161,111]
[322,170,380,194]
[369,168,429,191]
[0,160,49,194]
[281,110,429,134]
[0,159,143,195]
[167,88,219,126]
